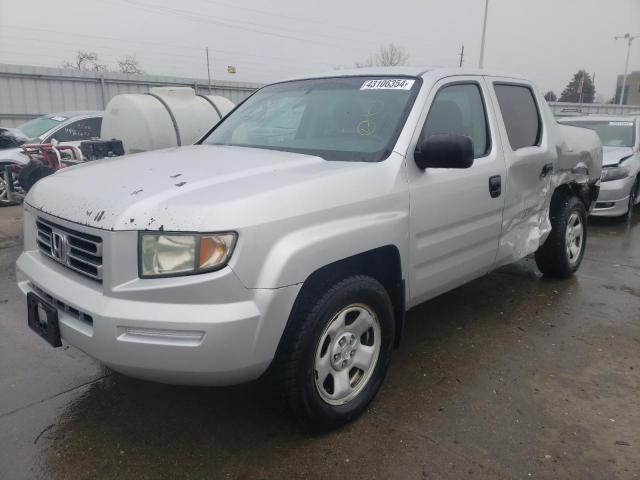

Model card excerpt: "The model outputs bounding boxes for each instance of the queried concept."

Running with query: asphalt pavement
[1,204,639,479]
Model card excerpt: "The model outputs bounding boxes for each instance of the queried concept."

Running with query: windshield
[203,76,421,162]
[16,115,67,139]
[564,120,636,147]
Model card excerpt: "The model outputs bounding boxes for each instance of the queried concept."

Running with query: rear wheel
[535,193,587,278]
[272,275,394,430]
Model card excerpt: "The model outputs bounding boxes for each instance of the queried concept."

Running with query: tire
[621,177,638,222]
[535,193,587,278]
[271,274,395,431]
[0,170,19,207]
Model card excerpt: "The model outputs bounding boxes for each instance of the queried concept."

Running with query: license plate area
[27,292,62,347]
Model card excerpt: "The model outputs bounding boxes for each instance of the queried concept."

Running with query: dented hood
[602,146,635,167]
[25,145,363,231]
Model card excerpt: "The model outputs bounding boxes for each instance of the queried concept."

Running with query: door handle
[489,175,501,198]
[540,162,554,179]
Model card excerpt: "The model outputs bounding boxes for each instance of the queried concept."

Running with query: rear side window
[494,84,541,150]
[49,117,102,143]
[421,83,490,158]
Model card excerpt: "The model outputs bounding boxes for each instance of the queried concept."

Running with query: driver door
[407,77,506,306]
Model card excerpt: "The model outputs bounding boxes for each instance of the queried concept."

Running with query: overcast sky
[0,0,638,100]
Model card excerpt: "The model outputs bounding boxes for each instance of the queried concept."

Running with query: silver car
[0,111,102,206]
[559,115,639,219]
[16,68,601,429]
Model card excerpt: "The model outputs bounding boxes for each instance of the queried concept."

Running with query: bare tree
[62,51,107,72]
[117,55,144,74]
[355,43,409,68]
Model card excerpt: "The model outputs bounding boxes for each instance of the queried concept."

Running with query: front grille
[36,217,103,281]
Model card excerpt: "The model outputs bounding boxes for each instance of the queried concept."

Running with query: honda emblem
[50,231,68,262]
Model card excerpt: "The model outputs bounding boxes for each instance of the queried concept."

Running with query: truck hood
[26,145,370,231]
[603,146,634,167]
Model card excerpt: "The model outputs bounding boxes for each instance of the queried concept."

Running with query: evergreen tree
[559,70,595,103]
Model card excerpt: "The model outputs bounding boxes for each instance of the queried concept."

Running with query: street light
[478,0,489,68]
[614,33,637,105]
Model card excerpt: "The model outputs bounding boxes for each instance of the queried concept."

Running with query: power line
[187,0,433,47]
[0,48,304,81]
[0,35,331,72]
[117,0,377,53]
[0,25,335,68]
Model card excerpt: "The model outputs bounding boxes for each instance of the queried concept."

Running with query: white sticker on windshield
[51,116,67,122]
[609,121,633,126]
[361,79,415,90]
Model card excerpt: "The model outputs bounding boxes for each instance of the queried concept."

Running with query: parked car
[0,111,102,206]
[16,68,602,429]
[559,115,639,219]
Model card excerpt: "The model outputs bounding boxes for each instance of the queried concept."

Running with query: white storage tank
[100,87,235,154]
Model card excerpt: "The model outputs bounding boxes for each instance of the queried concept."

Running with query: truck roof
[282,66,529,82]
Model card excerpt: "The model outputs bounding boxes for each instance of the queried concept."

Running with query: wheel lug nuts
[334,354,341,361]
[339,338,346,346]
[350,350,355,357]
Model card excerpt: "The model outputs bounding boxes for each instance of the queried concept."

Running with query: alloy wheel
[314,304,381,406]
[565,212,584,265]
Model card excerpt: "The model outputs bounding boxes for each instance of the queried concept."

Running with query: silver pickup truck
[16,67,601,429]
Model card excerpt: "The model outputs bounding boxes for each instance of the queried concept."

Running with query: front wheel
[272,275,394,430]
[535,193,587,278]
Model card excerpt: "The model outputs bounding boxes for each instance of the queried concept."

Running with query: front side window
[203,76,421,162]
[49,117,102,143]
[420,83,490,158]
[563,120,636,147]
[494,84,542,150]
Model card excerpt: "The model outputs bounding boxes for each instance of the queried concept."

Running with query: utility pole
[478,0,489,68]
[206,47,212,94]
[614,34,637,105]
[459,45,465,67]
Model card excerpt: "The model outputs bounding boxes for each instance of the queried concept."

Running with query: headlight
[601,165,630,182]
[139,232,237,278]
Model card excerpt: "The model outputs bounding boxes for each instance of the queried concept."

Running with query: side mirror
[414,133,474,170]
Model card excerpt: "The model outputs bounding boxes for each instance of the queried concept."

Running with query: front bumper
[16,210,301,386]
[591,176,636,217]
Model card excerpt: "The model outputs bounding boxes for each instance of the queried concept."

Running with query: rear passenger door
[486,80,555,266]
[407,78,507,306]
